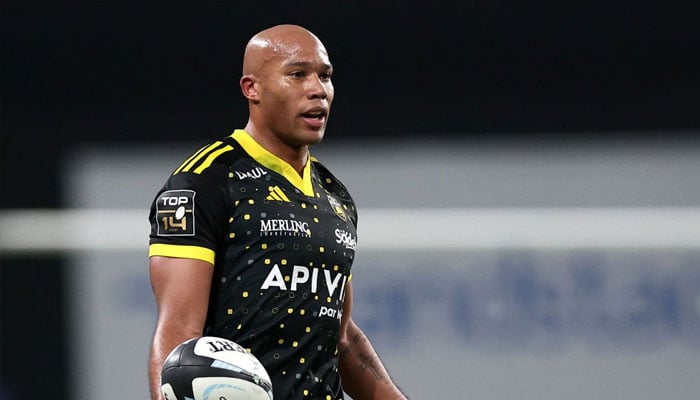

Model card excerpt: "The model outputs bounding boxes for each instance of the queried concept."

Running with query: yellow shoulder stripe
[173,144,210,175]
[173,141,234,175]
[193,145,233,174]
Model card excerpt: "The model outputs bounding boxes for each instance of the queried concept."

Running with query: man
[148,24,407,400]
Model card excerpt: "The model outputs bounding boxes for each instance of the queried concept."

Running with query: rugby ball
[160,336,273,400]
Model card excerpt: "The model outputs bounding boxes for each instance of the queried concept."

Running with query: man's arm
[148,256,214,400]
[337,280,407,400]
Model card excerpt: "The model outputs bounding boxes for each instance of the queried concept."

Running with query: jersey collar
[231,129,315,197]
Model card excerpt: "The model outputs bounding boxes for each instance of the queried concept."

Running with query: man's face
[256,35,334,148]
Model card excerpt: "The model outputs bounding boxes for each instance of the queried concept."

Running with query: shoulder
[149,135,243,244]
[152,134,249,212]
[169,135,244,177]
[161,134,254,188]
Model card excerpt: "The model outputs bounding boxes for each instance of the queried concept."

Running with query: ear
[240,75,260,103]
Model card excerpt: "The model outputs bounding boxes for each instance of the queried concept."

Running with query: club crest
[326,194,347,222]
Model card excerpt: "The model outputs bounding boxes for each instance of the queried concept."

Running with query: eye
[319,72,332,81]
[289,70,305,78]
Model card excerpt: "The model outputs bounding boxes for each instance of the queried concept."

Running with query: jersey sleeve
[148,162,230,265]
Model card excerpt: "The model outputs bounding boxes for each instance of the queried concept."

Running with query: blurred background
[2,1,700,399]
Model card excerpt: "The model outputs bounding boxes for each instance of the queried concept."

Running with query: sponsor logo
[319,305,343,320]
[234,166,268,180]
[155,190,195,236]
[335,229,357,250]
[327,194,347,221]
[261,264,349,319]
[260,219,311,237]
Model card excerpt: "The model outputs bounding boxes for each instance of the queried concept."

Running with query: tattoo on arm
[358,353,383,381]
[338,333,385,381]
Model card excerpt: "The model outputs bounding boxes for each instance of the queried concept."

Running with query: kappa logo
[266,185,290,202]
[155,190,195,236]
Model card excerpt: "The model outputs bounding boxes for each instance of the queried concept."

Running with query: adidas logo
[266,185,290,202]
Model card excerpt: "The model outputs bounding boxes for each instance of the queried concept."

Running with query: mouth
[301,107,328,119]
[301,107,328,128]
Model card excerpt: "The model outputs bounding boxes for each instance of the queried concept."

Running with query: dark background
[2,1,699,398]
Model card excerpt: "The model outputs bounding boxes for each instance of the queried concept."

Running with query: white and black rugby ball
[161,336,273,400]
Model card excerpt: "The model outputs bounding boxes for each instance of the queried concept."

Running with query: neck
[243,121,309,175]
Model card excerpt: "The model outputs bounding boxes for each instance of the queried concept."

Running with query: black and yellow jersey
[149,129,357,400]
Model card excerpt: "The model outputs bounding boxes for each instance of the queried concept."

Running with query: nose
[307,74,329,99]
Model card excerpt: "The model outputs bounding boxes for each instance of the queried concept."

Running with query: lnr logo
[156,189,196,236]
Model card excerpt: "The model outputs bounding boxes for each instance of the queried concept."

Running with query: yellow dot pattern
[207,151,359,399]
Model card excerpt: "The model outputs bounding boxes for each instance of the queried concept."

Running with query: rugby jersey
[149,129,358,400]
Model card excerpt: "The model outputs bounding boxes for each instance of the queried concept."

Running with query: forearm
[148,316,206,400]
[148,327,181,400]
[149,326,202,400]
[148,256,213,400]
[338,322,407,400]
[149,334,168,400]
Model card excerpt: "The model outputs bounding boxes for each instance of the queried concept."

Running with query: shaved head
[239,24,334,167]
[242,24,330,76]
